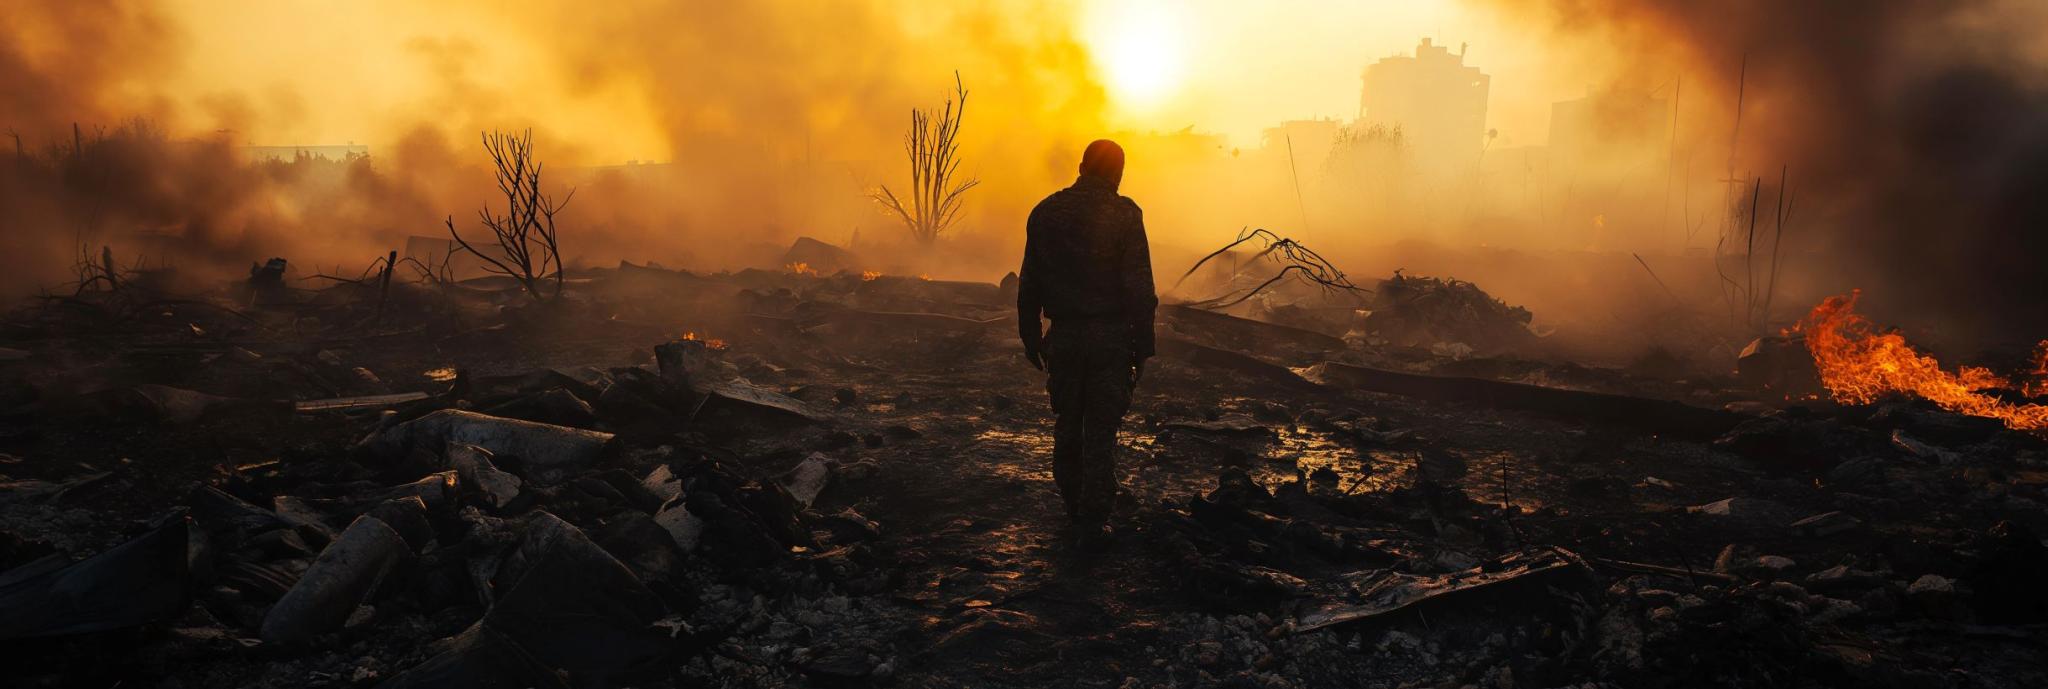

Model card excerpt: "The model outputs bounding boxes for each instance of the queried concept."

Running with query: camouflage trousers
[1043,318,1137,524]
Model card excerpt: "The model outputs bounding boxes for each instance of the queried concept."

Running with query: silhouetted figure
[1017,139,1157,540]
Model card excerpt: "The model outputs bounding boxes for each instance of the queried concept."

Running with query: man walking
[1017,139,1157,542]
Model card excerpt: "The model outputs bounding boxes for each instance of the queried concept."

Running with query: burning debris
[1800,291,2048,430]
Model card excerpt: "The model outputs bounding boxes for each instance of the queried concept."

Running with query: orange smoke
[1800,291,2048,430]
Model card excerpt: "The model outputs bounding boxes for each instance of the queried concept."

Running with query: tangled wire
[1171,228,1369,309]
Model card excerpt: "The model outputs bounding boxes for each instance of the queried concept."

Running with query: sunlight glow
[1084,1,1187,109]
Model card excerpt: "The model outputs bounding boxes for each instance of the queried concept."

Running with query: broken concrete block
[1752,555,1797,577]
[272,496,342,539]
[702,379,824,425]
[1907,574,1954,595]
[362,496,433,551]
[781,453,832,509]
[1890,429,1961,464]
[477,512,673,681]
[447,443,522,509]
[654,338,737,392]
[360,410,613,483]
[482,388,599,429]
[641,465,680,503]
[369,471,459,512]
[1737,336,1822,396]
[653,496,704,551]
[260,515,410,644]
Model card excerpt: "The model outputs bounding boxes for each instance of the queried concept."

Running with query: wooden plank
[294,392,431,413]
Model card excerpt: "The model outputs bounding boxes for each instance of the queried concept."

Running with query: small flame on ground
[677,331,727,350]
[425,367,457,383]
[1799,291,2048,430]
[918,273,933,281]
[786,262,817,276]
[861,270,883,281]
[2024,342,2048,398]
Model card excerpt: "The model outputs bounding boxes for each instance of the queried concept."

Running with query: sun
[1084,1,1187,109]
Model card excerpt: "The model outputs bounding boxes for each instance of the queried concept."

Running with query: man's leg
[1045,329,1087,519]
[1051,408,1084,518]
[1073,329,1135,525]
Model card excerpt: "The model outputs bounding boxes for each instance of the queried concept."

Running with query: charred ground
[1,260,2045,688]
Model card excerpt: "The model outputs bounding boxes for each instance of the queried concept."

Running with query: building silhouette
[1358,38,1490,180]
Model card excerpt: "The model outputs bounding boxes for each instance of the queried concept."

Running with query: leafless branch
[1177,228,1370,310]
[447,129,571,301]
[872,72,979,244]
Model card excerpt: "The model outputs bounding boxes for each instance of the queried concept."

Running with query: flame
[424,367,457,383]
[2025,342,2048,398]
[861,270,883,281]
[786,262,817,276]
[1800,291,2048,430]
[918,273,933,281]
[677,331,727,350]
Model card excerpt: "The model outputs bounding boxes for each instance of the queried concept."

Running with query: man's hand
[1024,338,1045,371]
[1130,358,1145,386]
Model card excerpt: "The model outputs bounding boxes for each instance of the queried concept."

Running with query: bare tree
[447,129,573,301]
[874,72,979,244]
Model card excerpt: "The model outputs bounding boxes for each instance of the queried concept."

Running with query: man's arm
[1120,203,1158,360]
[1018,205,1046,369]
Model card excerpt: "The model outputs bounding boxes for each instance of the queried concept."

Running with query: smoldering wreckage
[2,234,2046,689]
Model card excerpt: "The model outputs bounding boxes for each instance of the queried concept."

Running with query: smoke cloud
[0,0,1108,295]
[1483,0,2048,343]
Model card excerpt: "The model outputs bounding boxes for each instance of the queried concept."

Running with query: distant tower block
[1358,37,1491,180]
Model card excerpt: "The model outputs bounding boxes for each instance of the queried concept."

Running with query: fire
[786,262,817,276]
[918,273,933,281]
[678,331,727,350]
[2025,342,2048,398]
[1799,291,2048,430]
[861,270,883,281]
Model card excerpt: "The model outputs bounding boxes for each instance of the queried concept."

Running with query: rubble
[5,259,2046,688]
[361,410,614,483]
[446,443,523,509]
[259,514,411,644]
[0,510,190,639]
[1357,271,1536,354]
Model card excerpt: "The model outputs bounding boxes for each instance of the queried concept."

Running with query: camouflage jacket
[1018,174,1157,358]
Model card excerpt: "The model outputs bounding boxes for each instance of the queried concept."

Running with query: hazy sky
[154,0,1620,157]
[1079,0,1602,148]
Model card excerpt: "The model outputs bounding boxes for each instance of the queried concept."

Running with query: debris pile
[1355,271,1537,355]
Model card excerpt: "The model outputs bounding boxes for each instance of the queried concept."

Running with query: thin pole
[1664,76,1681,249]
[1286,134,1310,242]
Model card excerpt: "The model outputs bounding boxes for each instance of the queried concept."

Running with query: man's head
[1078,139,1125,190]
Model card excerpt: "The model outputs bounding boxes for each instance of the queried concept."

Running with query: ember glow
[1801,292,2048,430]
